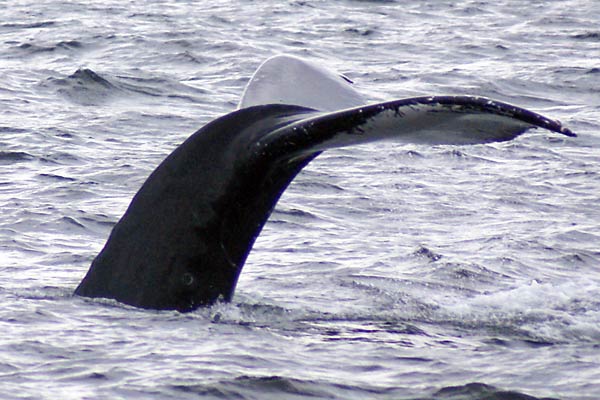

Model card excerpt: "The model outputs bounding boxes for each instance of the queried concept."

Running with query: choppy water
[1,1,599,399]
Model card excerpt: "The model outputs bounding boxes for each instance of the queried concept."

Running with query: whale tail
[75,57,574,311]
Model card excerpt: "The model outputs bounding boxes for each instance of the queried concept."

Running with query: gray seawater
[1,1,599,399]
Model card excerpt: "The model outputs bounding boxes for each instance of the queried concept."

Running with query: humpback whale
[75,55,575,312]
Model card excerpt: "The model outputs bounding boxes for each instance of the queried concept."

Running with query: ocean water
[1,1,599,399]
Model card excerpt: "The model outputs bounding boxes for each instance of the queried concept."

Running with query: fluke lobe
[74,55,575,311]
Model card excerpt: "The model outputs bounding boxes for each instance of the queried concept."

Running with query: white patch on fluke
[239,54,366,111]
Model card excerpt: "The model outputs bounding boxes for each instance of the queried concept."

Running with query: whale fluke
[75,57,575,311]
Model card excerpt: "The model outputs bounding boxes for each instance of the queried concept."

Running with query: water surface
[1,1,599,399]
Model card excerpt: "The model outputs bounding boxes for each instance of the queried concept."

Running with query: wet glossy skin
[74,96,573,311]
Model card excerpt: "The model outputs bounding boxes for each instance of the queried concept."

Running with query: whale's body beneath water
[75,55,575,311]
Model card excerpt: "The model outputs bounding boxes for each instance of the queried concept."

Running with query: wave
[169,376,557,400]
[0,151,35,164]
[0,21,56,30]
[17,40,83,54]
[572,32,600,41]
[44,68,207,105]
[45,68,121,106]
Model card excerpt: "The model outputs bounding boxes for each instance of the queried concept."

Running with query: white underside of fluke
[239,54,366,111]
[240,55,573,150]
